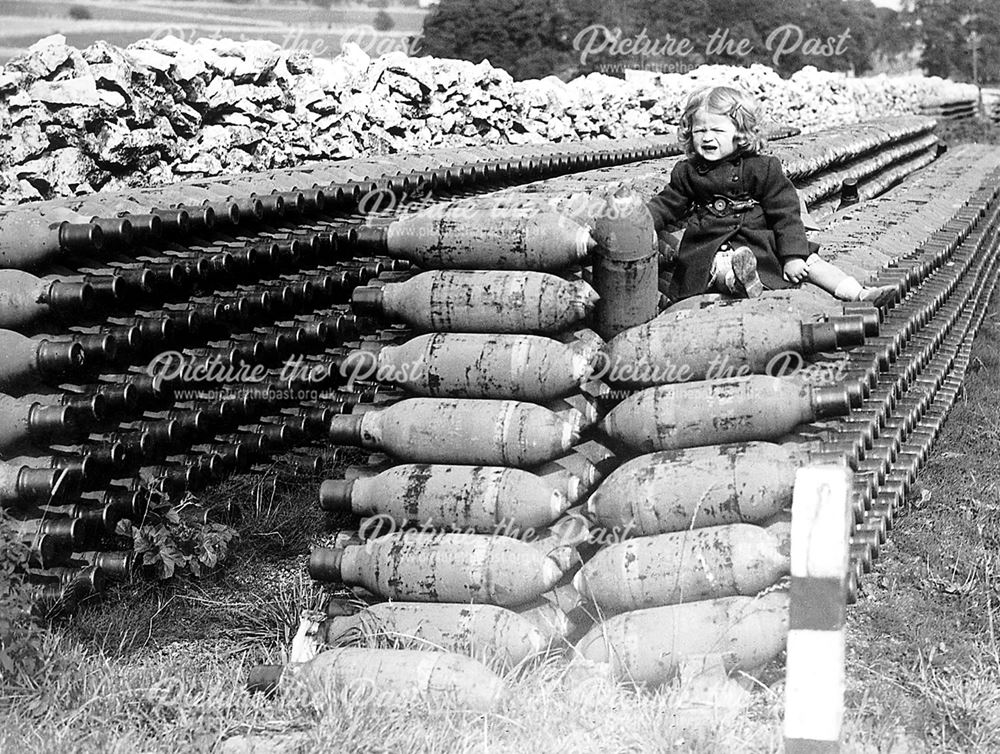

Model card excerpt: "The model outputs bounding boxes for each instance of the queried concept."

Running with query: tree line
[415,0,999,83]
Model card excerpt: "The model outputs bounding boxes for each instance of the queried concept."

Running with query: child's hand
[783,258,809,284]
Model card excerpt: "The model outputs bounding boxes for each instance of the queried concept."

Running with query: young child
[648,86,896,306]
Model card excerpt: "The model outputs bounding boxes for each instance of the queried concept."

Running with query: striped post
[784,464,852,753]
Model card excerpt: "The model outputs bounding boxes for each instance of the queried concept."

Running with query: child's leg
[802,254,860,299]
[803,253,896,305]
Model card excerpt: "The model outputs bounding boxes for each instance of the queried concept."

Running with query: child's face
[691,110,738,162]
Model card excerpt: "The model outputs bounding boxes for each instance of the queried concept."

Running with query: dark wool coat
[646,151,810,300]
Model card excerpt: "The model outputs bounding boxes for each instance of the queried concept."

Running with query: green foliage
[419,0,914,79]
[910,0,1000,83]
[116,494,239,581]
[374,10,395,32]
[420,0,592,80]
[0,512,47,687]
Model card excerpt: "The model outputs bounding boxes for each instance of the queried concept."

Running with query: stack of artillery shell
[2,118,990,695]
[559,297,877,685]
[305,128,956,682]
[312,204,614,664]
[0,136,684,620]
[597,309,856,452]
[0,262,124,600]
[567,444,814,685]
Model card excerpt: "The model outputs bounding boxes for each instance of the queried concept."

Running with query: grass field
[0,0,428,63]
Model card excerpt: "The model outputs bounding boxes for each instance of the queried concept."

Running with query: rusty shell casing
[0,330,85,390]
[0,463,64,507]
[319,464,568,531]
[40,206,134,247]
[573,523,789,614]
[0,210,102,269]
[309,531,564,606]
[24,532,68,568]
[328,398,580,467]
[140,187,245,226]
[589,192,659,340]
[586,441,806,535]
[666,289,880,338]
[358,210,594,271]
[603,307,842,386]
[573,591,789,686]
[0,394,73,451]
[0,270,93,329]
[599,375,850,452]
[351,270,598,333]
[321,602,550,667]
[249,647,505,711]
[346,333,593,401]
[71,550,136,581]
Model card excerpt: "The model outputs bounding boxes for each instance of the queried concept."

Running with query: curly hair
[677,86,765,159]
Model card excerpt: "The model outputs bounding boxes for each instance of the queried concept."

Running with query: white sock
[710,249,737,293]
[834,278,863,301]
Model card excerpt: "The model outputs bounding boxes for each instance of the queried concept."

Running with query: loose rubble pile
[0,33,977,206]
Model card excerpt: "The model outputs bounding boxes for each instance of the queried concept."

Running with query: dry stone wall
[0,33,977,205]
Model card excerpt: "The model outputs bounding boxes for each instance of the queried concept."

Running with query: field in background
[0,0,428,63]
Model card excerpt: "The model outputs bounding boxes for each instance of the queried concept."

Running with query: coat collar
[693,151,745,174]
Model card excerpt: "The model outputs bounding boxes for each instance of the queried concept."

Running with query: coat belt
[696,196,760,217]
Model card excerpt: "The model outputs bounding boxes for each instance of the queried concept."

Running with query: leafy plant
[116,493,239,581]
[0,512,47,685]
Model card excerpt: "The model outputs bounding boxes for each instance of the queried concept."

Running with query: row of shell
[297,174,882,704]
[291,143,1000,706]
[304,215,608,707]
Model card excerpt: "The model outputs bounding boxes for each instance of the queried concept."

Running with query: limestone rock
[28,76,102,107]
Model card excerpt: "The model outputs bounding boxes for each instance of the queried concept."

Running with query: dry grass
[842,301,1000,753]
[1,629,791,754]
